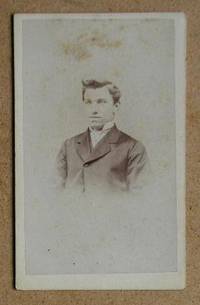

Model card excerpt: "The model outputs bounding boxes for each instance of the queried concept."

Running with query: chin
[89,120,104,129]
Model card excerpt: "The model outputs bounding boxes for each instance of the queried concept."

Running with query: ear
[114,102,120,111]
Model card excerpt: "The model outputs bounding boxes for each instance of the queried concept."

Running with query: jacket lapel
[88,137,111,163]
[75,129,91,162]
[75,125,121,164]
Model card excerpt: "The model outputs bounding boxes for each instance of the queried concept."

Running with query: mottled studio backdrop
[22,17,177,274]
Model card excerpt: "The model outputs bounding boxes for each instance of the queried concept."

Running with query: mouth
[89,116,102,119]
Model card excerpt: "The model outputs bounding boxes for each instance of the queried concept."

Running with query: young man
[57,79,149,193]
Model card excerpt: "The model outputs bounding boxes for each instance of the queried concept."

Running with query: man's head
[82,79,121,130]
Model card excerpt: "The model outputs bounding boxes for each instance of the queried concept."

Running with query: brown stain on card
[86,30,122,49]
[61,30,122,61]
[62,42,91,61]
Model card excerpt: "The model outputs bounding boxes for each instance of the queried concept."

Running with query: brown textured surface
[0,0,199,304]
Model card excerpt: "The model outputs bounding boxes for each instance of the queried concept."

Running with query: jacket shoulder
[62,130,87,145]
[118,130,146,153]
[118,130,137,145]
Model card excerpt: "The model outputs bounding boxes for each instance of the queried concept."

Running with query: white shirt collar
[88,121,115,148]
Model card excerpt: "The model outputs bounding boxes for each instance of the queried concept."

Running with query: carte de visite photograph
[14,13,186,290]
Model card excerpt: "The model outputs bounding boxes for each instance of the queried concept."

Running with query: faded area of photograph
[22,17,177,274]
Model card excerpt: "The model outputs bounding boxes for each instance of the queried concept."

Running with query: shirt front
[89,121,115,149]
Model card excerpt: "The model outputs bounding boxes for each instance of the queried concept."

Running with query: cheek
[108,105,115,114]
[103,106,114,118]
[85,105,92,113]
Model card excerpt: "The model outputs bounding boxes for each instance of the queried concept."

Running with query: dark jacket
[57,125,150,193]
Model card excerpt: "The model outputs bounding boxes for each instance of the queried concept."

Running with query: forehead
[84,87,111,100]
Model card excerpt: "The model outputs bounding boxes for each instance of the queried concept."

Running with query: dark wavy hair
[82,79,121,105]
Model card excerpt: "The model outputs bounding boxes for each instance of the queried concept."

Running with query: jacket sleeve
[56,140,68,189]
[127,141,151,190]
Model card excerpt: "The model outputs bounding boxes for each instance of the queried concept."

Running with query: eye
[85,99,92,104]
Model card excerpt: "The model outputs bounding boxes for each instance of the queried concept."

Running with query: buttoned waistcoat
[56,125,149,192]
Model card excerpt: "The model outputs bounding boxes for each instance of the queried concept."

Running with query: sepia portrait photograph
[14,13,186,290]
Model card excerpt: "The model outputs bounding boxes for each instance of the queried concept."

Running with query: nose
[92,110,98,115]
[90,103,99,114]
